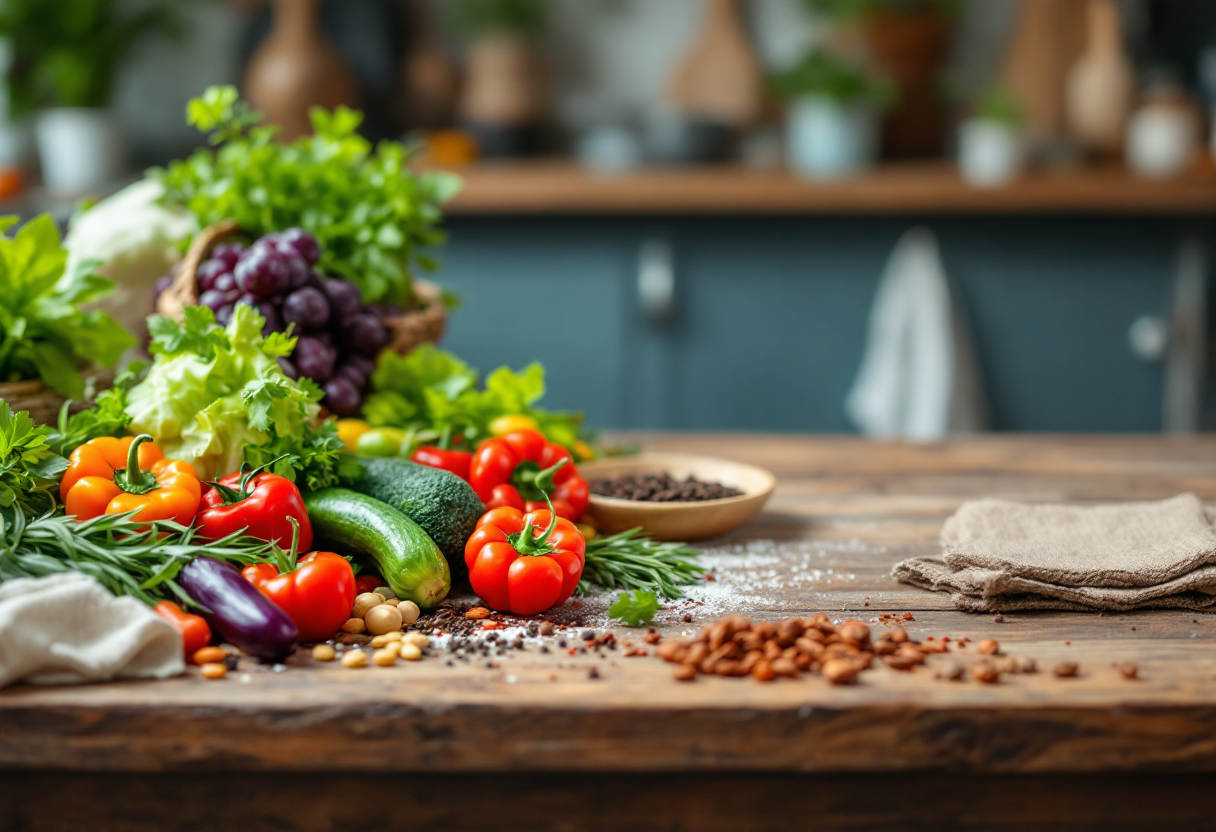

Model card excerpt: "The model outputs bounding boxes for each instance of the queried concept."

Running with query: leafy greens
[363,344,585,452]
[124,304,343,487]
[154,86,461,305]
[0,214,135,397]
[0,400,66,516]
[607,589,661,627]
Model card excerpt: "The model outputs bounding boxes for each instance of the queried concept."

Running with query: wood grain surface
[441,161,1216,215]
[3,435,1216,830]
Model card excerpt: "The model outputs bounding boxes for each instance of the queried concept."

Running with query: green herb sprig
[578,528,703,599]
[607,589,661,627]
[0,506,274,606]
[0,401,65,515]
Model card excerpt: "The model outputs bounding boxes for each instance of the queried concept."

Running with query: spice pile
[591,472,742,502]
[654,614,1125,686]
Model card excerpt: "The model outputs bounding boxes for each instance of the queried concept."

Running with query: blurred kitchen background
[4,0,1216,436]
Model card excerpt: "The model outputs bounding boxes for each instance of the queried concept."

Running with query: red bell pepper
[464,499,586,616]
[241,519,356,642]
[355,574,384,595]
[410,446,473,481]
[469,429,589,521]
[197,463,312,551]
[154,601,212,659]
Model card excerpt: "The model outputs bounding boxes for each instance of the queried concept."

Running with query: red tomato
[242,552,356,642]
[469,429,590,521]
[465,505,586,616]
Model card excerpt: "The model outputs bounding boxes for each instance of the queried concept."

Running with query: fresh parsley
[0,400,66,515]
[607,590,662,627]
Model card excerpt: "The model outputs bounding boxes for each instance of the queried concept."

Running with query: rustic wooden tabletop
[3,434,1215,832]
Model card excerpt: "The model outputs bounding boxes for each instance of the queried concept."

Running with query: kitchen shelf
[443,160,1216,216]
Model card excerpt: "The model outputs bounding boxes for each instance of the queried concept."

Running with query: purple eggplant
[179,557,298,662]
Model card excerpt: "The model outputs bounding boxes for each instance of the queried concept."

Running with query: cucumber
[341,455,485,574]
[304,488,450,610]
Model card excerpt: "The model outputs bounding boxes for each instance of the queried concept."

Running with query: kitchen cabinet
[438,212,1208,432]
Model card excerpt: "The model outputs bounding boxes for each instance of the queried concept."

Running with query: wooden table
[3,435,1216,831]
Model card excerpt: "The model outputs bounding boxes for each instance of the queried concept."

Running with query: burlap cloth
[892,493,1216,612]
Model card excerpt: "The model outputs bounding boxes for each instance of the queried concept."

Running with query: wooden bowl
[580,453,776,541]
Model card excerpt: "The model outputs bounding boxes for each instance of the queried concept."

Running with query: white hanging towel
[0,573,183,689]
[846,227,987,440]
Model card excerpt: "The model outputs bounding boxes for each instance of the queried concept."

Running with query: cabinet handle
[638,237,675,322]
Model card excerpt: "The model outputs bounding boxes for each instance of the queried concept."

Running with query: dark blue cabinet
[435,214,1206,432]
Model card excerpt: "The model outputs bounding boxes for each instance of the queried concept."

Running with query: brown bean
[1117,662,1139,680]
[795,637,824,658]
[657,641,686,662]
[821,658,860,685]
[751,659,776,682]
[464,607,490,619]
[884,627,908,644]
[1053,661,1079,678]
[838,620,870,644]
[200,662,227,680]
[971,661,1000,684]
[763,641,783,660]
[672,664,697,682]
[770,657,799,678]
[977,638,1000,656]
[684,643,709,666]
[882,653,921,671]
[192,646,225,665]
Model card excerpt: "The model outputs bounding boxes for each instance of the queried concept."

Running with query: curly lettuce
[125,305,338,484]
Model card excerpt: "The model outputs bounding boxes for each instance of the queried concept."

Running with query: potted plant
[454,0,549,157]
[770,49,893,179]
[958,86,1025,187]
[802,0,961,158]
[0,0,184,193]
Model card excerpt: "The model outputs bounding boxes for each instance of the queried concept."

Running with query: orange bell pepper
[61,434,202,525]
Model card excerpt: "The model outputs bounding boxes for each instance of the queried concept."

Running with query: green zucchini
[304,488,450,610]
[341,455,485,574]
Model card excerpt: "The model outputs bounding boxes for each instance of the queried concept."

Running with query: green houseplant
[770,49,892,179]
[958,85,1025,187]
[801,0,963,158]
[0,0,188,192]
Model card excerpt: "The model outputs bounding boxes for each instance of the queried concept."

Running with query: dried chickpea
[340,617,366,634]
[401,632,429,650]
[192,646,225,665]
[200,662,227,680]
[397,600,421,627]
[373,648,398,667]
[371,632,404,648]
[399,642,423,661]
[312,644,336,662]
[380,597,400,607]
[364,604,404,635]
[352,592,384,619]
[341,649,368,668]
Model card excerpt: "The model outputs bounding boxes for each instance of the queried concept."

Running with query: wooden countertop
[4,434,1216,831]
[442,161,1216,215]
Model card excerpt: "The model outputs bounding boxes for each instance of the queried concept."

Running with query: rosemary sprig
[577,527,704,599]
[0,506,274,606]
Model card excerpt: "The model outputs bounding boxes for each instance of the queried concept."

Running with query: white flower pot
[35,108,126,193]
[958,119,1024,187]
[1126,104,1198,179]
[786,96,878,180]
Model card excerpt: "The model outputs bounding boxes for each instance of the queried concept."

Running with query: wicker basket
[155,220,446,355]
[0,368,114,427]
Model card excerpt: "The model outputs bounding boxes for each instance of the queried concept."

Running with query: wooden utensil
[667,0,762,127]
[580,452,775,541]
[1001,0,1088,149]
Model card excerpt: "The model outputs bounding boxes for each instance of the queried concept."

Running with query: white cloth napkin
[0,573,184,688]
[846,227,988,440]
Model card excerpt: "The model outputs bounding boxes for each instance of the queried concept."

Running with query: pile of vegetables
[0,89,708,677]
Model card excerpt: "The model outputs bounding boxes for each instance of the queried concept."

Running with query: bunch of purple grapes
[153,228,392,417]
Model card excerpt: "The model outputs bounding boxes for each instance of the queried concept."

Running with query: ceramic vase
[245,0,359,140]
[1065,0,1134,156]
